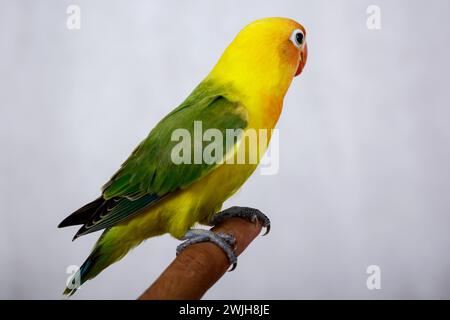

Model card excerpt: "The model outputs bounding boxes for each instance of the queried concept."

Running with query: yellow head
[209,17,307,102]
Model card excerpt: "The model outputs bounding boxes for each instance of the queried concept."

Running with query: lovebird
[59,17,308,296]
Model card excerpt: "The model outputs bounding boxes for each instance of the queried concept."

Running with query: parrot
[59,17,308,296]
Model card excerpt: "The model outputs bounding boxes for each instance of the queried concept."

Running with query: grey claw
[228,262,237,272]
[176,229,238,270]
[210,206,271,236]
[262,223,271,236]
[216,232,237,249]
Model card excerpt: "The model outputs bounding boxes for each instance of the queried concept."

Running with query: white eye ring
[289,29,305,49]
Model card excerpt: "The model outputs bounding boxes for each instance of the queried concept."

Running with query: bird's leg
[176,229,238,271]
[176,207,270,271]
[209,206,271,236]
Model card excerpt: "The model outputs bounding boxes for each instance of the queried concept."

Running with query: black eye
[290,29,305,48]
[296,32,304,46]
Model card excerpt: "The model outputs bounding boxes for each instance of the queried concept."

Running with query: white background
[1,0,450,299]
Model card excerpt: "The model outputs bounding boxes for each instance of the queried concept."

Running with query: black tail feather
[58,197,104,228]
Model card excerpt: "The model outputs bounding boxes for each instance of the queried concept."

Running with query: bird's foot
[209,206,271,236]
[176,229,238,271]
[176,207,270,271]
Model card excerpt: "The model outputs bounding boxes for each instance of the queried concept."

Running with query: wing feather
[60,81,248,239]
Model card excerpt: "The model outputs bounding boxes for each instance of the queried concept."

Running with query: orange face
[282,20,308,77]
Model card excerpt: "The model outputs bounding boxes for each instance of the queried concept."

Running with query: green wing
[60,81,248,238]
[102,83,247,199]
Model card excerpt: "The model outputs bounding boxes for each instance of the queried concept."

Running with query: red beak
[295,42,308,77]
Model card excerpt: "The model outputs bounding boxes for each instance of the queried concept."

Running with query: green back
[102,80,248,199]
[66,80,249,238]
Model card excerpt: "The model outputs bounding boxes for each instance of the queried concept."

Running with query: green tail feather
[62,228,138,297]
